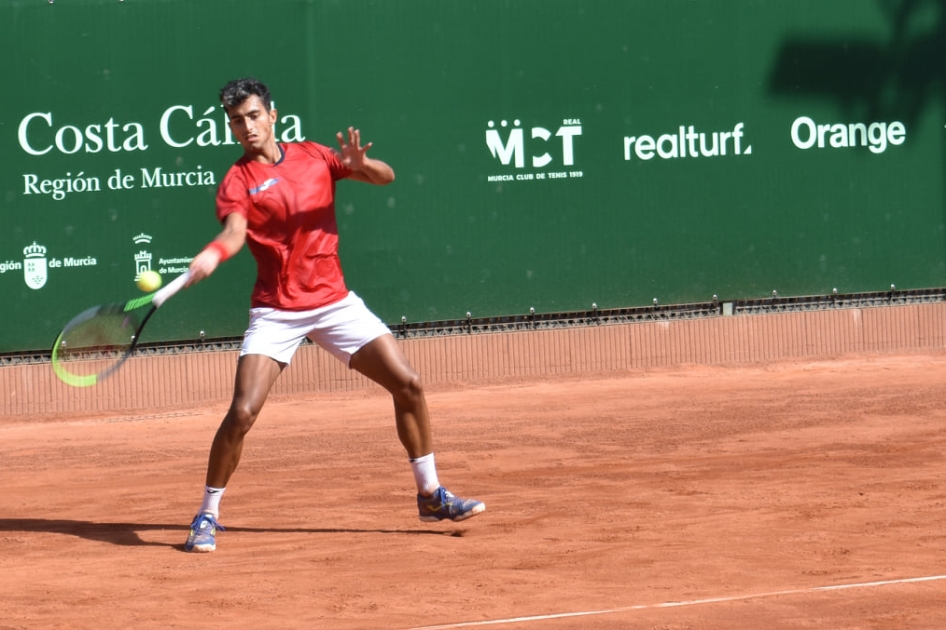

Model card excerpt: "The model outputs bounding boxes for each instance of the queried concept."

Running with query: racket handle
[152,269,191,308]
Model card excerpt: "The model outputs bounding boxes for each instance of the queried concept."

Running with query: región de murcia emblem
[23,241,48,290]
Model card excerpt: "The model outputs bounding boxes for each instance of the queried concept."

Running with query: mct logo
[486,119,582,168]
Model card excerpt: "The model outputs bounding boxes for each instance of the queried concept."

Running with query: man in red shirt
[183,77,484,553]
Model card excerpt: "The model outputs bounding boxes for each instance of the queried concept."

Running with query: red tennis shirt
[216,141,353,310]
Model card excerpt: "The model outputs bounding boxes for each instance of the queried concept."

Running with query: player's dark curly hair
[219,77,272,111]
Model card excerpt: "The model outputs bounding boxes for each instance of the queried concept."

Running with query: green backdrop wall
[2,0,944,353]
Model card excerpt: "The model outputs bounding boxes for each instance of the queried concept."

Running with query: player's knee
[224,400,260,435]
[394,372,425,407]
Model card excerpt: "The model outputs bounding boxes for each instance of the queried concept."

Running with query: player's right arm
[187,212,247,286]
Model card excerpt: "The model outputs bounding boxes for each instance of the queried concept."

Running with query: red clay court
[2,330,945,628]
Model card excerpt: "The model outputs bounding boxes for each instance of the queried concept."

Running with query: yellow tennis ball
[137,270,163,292]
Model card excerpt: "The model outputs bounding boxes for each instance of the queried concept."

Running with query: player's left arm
[336,126,395,185]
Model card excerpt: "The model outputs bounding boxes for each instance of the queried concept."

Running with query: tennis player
[182,77,484,552]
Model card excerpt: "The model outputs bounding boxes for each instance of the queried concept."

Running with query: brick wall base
[4,303,944,418]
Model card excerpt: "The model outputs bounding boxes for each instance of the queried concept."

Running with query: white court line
[409,574,946,629]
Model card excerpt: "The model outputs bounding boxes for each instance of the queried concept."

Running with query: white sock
[410,453,440,496]
[199,486,226,518]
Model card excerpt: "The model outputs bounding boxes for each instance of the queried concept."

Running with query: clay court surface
[2,352,945,629]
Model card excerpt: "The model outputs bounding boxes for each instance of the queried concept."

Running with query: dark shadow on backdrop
[768,0,945,127]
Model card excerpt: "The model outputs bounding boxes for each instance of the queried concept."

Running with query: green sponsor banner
[2,1,944,353]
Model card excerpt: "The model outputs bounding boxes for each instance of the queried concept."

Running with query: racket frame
[51,270,191,387]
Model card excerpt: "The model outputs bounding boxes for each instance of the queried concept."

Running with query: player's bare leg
[350,334,432,458]
[350,334,484,521]
[186,354,283,552]
[206,354,285,487]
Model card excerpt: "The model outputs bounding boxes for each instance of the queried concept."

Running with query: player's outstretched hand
[335,127,394,185]
[336,126,373,171]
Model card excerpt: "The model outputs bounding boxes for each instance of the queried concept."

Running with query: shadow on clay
[0,518,467,551]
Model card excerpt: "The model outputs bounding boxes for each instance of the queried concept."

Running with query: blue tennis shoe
[185,513,225,552]
[417,487,485,522]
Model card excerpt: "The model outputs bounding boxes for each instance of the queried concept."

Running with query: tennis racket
[51,270,191,387]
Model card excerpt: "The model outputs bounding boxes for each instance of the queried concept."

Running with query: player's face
[225,95,278,156]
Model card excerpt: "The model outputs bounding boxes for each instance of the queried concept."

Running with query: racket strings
[51,274,181,387]
[55,306,146,365]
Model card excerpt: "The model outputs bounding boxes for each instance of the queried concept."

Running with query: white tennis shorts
[241,291,391,365]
